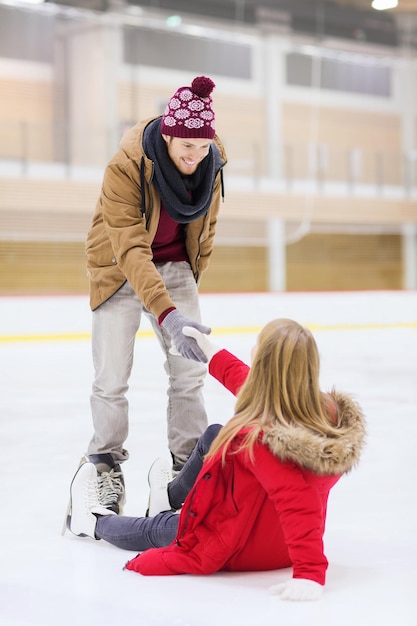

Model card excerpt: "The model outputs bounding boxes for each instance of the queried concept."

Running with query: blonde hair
[206,318,345,464]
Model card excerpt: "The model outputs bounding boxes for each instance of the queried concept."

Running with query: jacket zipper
[140,157,155,231]
[193,215,207,284]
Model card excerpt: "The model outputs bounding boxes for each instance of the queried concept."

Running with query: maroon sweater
[152,204,188,265]
[152,204,189,324]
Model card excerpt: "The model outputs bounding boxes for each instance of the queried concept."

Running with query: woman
[67,319,366,601]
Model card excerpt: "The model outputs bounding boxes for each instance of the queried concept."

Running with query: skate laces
[84,475,102,509]
[97,468,124,507]
[156,466,173,489]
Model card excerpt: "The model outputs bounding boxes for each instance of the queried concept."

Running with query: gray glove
[161,310,211,362]
[182,327,221,363]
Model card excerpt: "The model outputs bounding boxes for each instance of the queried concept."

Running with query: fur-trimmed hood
[262,391,366,475]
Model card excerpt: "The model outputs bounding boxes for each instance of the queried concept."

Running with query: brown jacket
[85,117,227,315]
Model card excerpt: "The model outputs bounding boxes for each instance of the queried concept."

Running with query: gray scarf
[143,118,223,224]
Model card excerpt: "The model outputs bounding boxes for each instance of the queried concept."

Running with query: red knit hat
[160,76,216,139]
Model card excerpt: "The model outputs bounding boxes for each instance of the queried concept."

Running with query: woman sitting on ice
[66,318,366,601]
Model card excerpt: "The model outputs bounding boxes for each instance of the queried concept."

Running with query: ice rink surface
[1,290,416,626]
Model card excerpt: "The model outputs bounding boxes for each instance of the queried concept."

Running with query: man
[83,76,227,513]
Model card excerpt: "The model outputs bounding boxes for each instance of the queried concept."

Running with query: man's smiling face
[162,135,212,175]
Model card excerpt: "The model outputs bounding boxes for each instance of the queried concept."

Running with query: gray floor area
[1,290,416,626]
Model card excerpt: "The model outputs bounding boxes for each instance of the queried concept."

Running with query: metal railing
[1,120,417,196]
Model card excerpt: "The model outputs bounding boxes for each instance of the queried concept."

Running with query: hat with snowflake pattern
[160,76,216,139]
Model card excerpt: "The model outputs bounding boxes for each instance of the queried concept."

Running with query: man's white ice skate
[65,462,116,539]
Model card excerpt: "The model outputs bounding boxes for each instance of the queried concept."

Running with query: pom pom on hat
[160,76,216,139]
[191,76,215,98]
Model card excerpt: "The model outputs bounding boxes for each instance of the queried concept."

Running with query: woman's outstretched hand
[170,326,221,363]
[269,578,324,601]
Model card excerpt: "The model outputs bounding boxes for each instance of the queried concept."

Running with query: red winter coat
[126,350,366,584]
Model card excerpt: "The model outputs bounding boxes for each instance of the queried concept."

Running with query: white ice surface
[0,290,416,626]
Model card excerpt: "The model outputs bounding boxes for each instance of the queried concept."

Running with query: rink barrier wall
[0,177,410,293]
